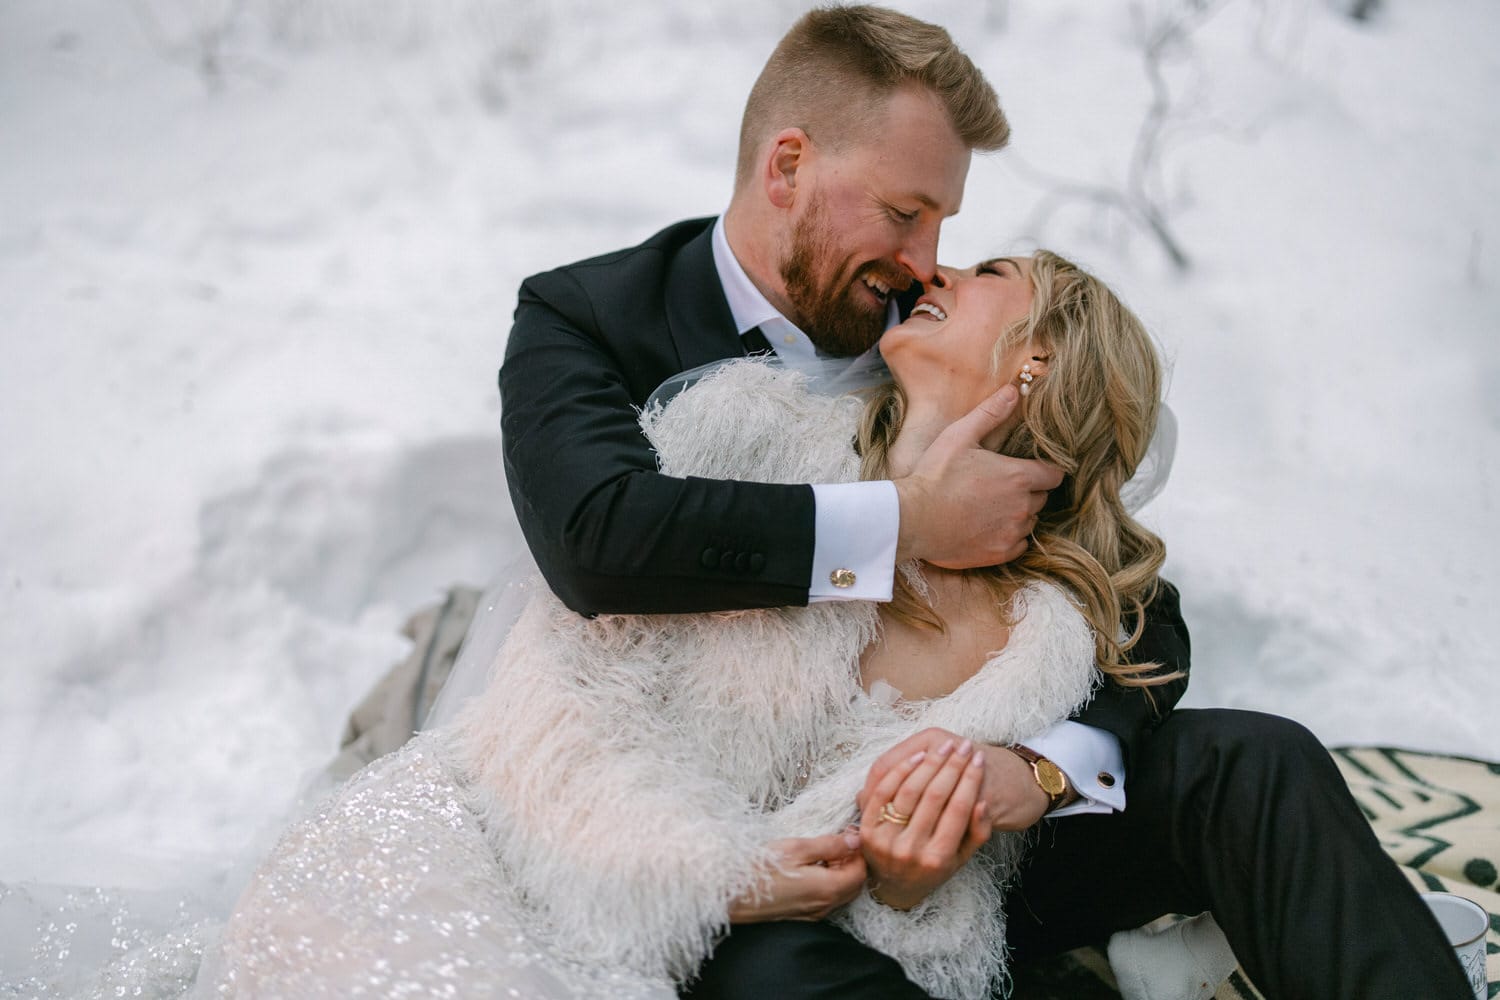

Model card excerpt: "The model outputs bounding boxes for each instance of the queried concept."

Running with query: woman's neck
[885,405,950,479]
[885,398,1014,479]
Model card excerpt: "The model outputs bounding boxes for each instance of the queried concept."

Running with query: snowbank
[2,0,1495,886]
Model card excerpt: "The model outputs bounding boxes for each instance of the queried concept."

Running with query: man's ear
[766,128,809,209]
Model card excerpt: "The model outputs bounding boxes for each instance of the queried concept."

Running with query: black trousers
[682,710,1472,1000]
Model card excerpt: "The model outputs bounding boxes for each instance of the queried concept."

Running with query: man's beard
[779,201,899,358]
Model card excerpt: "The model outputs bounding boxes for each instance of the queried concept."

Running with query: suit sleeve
[1069,578,1192,770]
[501,271,818,616]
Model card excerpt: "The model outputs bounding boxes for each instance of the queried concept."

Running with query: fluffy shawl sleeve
[445,361,876,982]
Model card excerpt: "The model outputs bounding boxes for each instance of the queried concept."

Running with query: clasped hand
[854,735,993,910]
[732,727,1051,921]
[729,742,988,922]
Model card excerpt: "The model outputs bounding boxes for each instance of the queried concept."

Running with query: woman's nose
[926,266,959,291]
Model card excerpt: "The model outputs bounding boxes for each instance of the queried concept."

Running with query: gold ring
[879,802,911,826]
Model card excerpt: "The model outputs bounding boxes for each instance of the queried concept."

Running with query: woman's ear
[766,128,808,209]
[1018,353,1050,396]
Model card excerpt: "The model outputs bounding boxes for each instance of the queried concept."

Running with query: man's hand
[893,385,1063,569]
[728,832,867,923]
[859,728,1050,833]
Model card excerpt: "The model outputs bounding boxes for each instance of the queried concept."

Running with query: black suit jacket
[500,216,1190,767]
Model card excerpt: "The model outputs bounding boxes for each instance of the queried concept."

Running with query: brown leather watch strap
[1004,743,1071,812]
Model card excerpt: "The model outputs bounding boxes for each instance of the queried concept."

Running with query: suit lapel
[663,219,744,372]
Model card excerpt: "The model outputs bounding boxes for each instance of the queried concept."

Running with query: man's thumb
[948,384,1018,445]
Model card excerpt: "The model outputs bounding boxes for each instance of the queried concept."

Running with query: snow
[2,0,1496,889]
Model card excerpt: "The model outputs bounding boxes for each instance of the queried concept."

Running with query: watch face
[1034,759,1067,797]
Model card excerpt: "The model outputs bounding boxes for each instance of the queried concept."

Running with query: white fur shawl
[447,361,1100,1000]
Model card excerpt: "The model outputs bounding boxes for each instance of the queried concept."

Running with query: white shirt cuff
[808,481,898,602]
[1022,720,1126,816]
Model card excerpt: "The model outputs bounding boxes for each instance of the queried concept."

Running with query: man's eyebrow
[906,193,959,214]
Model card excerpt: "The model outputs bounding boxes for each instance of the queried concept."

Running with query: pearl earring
[1019,363,1034,396]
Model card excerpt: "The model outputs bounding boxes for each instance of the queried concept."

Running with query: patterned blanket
[1015,746,1500,999]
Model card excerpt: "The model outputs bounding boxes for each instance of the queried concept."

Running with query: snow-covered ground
[2,0,1496,888]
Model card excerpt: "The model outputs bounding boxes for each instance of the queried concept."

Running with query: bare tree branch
[1014,0,1233,272]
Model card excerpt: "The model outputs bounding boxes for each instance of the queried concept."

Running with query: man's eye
[890,207,919,224]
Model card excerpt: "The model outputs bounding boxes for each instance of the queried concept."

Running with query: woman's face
[880,256,1039,414]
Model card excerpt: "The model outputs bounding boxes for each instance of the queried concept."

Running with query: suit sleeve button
[734,552,749,573]
[749,553,765,574]
[829,568,856,589]
[720,551,735,570]
[700,547,719,569]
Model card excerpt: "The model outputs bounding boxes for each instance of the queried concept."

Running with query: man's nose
[893,223,941,285]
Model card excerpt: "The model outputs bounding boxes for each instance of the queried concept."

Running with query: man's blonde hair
[735,5,1009,188]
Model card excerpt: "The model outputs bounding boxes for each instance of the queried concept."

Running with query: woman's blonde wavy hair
[857,250,1179,689]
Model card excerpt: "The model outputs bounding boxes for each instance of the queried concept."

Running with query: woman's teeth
[911,302,947,321]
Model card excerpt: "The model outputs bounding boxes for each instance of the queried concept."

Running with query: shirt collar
[712,215,787,335]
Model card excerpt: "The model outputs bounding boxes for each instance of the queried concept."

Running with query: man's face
[778,86,971,357]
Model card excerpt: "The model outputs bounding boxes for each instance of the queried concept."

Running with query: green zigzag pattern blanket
[1011,746,1500,999]
[1334,746,1499,999]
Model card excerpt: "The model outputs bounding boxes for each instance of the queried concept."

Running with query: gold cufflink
[829,568,856,588]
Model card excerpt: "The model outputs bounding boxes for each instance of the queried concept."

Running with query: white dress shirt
[709,216,1124,815]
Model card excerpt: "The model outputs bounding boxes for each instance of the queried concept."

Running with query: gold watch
[1004,744,1070,812]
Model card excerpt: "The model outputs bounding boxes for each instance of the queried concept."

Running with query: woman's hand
[860,727,1051,832]
[728,831,867,923]
[858,738,993,910]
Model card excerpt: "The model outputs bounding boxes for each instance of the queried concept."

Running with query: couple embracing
[216,7,1470,998]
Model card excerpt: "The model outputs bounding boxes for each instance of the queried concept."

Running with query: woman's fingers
[963,800,992,857]
[859,728,959,811]
[861,747,929,826]
[730,835,868,923]
[858,737,996,911]
[927,749,987,853]
[780,830,862,867]
[884,737,967,826]
[895,738,976,836]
